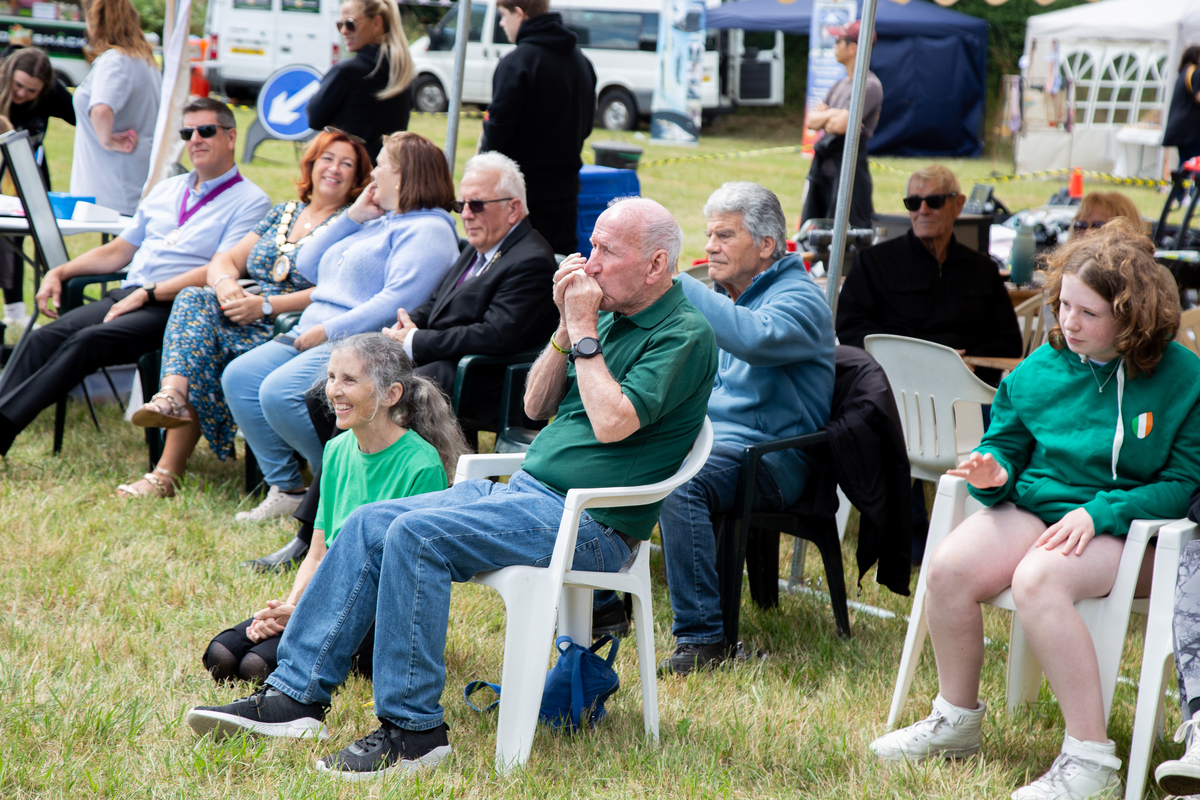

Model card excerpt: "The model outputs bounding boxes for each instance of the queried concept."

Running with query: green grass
[0,112,1188,798]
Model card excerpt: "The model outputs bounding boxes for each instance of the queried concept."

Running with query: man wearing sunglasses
[835,164,1021,562]
[0,98,270,457]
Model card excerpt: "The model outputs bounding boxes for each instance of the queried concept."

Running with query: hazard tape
[639,145,803,168]
[225,101,484,119]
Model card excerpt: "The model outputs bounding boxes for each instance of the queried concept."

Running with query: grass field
[0,113,1188,799]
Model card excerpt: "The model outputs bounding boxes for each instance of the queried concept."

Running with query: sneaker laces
[1173,718,1200,766]
[347,725,388,756]
[1025,749,1120,796]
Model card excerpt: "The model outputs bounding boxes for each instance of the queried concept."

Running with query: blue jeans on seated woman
[264,470,632,731]
[222,337,330,491]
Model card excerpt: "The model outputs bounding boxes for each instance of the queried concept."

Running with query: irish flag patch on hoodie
[1133,412,1154,439]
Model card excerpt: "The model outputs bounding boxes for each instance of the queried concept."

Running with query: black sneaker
[187,687,329,740]
[315,721,451,782]
[657,642,728,677]
[592,595,631,638]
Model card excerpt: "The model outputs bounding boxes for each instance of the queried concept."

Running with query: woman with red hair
[117,130,371,498]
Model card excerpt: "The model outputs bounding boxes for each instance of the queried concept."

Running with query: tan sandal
[116,467,179,498]
[131,386,194,429]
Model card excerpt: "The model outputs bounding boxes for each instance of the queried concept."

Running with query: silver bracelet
[211,274,235,289]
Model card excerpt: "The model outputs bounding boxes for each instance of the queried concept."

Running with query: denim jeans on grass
[266,470,632,731]
[659,441,799,646]
[222,337,330,490]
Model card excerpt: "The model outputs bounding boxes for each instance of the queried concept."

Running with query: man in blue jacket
[659,182,836,675]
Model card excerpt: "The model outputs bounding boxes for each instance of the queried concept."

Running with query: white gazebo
[1018,0,1200,175]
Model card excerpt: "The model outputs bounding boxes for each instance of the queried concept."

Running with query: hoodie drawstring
[1111,359,1125,480]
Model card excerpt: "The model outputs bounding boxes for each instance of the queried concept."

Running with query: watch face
[577,337,601,357]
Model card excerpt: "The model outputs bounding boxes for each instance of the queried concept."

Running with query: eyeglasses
[335,16,361,32]
[453,197,514,214]
[179,124,231,141]
[902,192,959,212]
[323,126,365,146]
[1073,219,1106,231]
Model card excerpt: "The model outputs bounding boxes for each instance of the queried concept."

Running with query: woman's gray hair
[606,196,683,272]
[315,333,470,478]
[702,182,787,261]
[463,152,528,213]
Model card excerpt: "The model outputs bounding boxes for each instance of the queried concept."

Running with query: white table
[0,215,131,237]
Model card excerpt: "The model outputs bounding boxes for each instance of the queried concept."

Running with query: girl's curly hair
[1041,216,1180,379]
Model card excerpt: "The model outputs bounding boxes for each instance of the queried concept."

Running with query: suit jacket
[407,219,558,406]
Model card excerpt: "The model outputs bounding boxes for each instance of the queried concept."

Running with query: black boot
[243,536,309,573]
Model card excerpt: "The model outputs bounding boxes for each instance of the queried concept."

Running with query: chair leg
[1005,613,1043,713]
[99,366,125,413]
[80,382,100,431]
[808,522,850,638]
[788,539,807,590]
[715,514,747,648]
[145,427,163,471]
[53,395,65,454]
[557,586,592,645]
[629,588,660,743]
[243,443,264,496]
[746,527,780,610]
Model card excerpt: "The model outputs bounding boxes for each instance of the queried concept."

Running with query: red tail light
[209,32,218,60]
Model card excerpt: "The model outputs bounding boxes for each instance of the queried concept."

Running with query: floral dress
[159,201,342,460]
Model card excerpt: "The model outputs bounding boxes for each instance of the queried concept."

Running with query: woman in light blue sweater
[223,132,460,522]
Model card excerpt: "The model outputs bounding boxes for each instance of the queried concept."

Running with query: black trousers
[801,143,875,230]
[0,287,172,455]
[0,237,25,304]
[527,180,580,256]
[292,391,341,545]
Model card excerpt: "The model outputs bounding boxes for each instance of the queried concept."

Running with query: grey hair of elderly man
[462,151,529,216]
[703,181,789,261]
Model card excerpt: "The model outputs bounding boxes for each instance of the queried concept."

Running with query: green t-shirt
[315,428,447,548]
[521,278,718,540]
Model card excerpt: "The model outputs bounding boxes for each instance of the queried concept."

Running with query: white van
[203,0,340,98]
[408,0,783,129]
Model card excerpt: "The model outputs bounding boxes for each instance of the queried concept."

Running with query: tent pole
[443,0,471,171]
[824,0,878,316]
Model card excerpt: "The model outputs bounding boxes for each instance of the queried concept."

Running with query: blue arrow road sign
[256,65,324,140]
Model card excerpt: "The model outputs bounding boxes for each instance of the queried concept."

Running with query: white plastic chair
[886,474,1159,730]
[1125,518,1200,800]
[864,334,998,482]
[454,417,714,774]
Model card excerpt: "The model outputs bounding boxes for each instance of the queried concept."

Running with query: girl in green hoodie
[870,220,1200,800]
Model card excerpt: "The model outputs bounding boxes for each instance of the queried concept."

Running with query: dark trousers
[801,144,875,230]
[0,237,25,304]
[292,391,341,546]
[527,180,580,256]
[0,287,171,455]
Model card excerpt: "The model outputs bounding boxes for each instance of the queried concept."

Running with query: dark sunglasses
[452,197,514,214]
[335,17,359,32]
[323,126,365,146]
[902,192,959,212]
[1073,219,1106,231]
[179,124,231,141]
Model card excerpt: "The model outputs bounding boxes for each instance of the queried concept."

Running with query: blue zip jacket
[679,254,836,502]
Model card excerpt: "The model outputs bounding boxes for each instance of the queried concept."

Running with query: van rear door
[727,29,783,106]
[275,0,333,74]
[426,1,489,103]
[222,0,275,84]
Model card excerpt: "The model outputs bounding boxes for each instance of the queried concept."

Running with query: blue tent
[707,0,988,157]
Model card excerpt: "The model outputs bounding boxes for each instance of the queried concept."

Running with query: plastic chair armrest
[735,430,830,523]
[454,452,528,484]
[63,271,127,312]
[273,311,302,335]
[452,350,543,413]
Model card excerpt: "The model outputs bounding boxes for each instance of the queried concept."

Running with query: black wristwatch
[569,336,603,364]
[141,280,157,302]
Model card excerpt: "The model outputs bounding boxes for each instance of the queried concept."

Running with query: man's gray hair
[607,196,683,272]
[702,182,787,261]
[463,152,528,215]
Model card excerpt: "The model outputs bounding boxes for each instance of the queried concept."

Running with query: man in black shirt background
[480,0,596,255]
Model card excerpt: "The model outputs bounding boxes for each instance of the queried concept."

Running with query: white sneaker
[869,694,985,762]
[234,485,305,523]
[1012,734,1122,800]
[1157,719,1200,797]
[2,301,33,333]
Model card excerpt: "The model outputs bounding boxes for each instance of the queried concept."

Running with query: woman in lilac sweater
[223,132,460,522]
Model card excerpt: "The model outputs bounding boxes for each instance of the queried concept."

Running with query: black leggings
[0,238,23,304]
[202,617,376,685]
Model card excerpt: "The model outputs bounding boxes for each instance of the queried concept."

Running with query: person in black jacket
[480,0,596,255]
[246,152,559,572]
[0,47,75,332]
[1164,45,1200,207]
[306,0,413,163]
[836,164,1022,563]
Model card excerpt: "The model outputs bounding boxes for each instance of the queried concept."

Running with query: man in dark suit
[245,152,558,572]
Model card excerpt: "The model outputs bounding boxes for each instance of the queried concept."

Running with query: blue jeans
[265,470,632,730]
[659,442,796,645]
[222,337,329,490]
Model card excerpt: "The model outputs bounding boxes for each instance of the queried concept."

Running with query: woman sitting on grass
[117,129,371,498]
[870,219,1200,800]
[202,332,469,684]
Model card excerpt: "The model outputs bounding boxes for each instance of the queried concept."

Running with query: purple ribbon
[178,172,243,227]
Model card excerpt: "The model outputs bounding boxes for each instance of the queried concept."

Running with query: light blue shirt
[118,164,272,288]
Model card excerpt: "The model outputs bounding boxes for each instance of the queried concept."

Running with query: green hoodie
[970,341,1200,534]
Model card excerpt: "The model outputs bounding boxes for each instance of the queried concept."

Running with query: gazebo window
[1092,52,1140,124]
[1059,51,1095,122]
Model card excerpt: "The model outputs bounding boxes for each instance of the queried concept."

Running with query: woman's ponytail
[360,0,414,100]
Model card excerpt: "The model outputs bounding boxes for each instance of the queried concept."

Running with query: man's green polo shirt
[522,278,718,540]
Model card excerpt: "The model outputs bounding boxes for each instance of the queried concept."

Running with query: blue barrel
[577,165,640,257]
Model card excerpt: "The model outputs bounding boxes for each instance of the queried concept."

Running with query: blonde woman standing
[306,0,413,162]
[69,0,161,215]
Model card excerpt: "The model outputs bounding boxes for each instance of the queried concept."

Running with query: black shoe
[592,596,631,638]
[243,536,309,573]
[187,686,329,740]
[315,721,451,782]
[657,642,728,677]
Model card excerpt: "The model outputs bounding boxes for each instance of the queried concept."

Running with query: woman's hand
[221,294,266,326]
[213,276,247,306]
[1035,507,1097,556]
[103,288,149,323]
[247,599,295,642]
[947,452,1009,489]
[346,182,385,224]
[294,323,327,352]
[108,129,138,154]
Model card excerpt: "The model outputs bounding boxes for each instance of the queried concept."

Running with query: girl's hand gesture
[1035,507,1097,556]
[948,452,1008,489]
